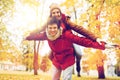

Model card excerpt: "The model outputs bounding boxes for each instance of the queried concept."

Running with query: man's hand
[97,38,120,49]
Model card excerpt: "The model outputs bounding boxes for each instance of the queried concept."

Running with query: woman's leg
[73,44,82,77]
[76,55,81,77]
[52,65,61,80]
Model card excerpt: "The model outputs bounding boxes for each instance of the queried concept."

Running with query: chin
[57,17,61,20]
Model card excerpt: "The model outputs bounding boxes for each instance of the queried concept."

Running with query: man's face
[51,9,61,20]
[47,23,58,36]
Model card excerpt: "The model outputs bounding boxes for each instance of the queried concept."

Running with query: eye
[57,11,60,14]
[48,27,52,29]
[53,27,57,29]
[52,12,55,14]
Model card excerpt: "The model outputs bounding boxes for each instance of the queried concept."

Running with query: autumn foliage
[0,0,120,78]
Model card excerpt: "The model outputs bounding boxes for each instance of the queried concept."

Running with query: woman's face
[51,9,61,20]
[47,23,58,36]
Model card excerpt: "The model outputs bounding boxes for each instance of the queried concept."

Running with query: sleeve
[25,32,47,41]
[66,18,98,41]
[64,31,105,50]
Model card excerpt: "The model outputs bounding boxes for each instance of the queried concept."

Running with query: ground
[0,70,120,80]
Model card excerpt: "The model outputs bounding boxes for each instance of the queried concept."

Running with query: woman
[26,17,106,80]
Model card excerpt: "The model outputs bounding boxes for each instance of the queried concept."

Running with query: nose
[51,28,55,31]
[54,13,58,16]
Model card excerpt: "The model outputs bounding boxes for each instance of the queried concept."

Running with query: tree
[20,0,42,75]
[40,55,52,72]
[0,0,14,49]
[83,48,107,78]
[0,0,22,63]
[0,0,14,18]
[95,50,106,79]
[21,40,34,71]
[23,52,34,71]
[115,49,120,76]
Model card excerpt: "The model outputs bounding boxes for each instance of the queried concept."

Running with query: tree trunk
[97,65,105,79]
[34,51,38,75]
[33,41,38,75]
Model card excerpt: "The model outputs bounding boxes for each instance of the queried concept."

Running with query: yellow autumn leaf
[80,13,88,20]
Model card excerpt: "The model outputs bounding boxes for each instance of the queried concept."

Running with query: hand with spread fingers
[97,38,120,49]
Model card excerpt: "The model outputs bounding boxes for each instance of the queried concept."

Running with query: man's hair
[47,17,61,29]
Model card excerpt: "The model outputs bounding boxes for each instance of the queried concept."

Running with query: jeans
[52,65,74,80]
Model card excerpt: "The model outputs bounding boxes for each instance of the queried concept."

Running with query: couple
[26,3,118,80]
[26,17,107,80]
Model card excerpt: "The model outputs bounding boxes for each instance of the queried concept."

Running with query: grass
[0,71,120,80]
